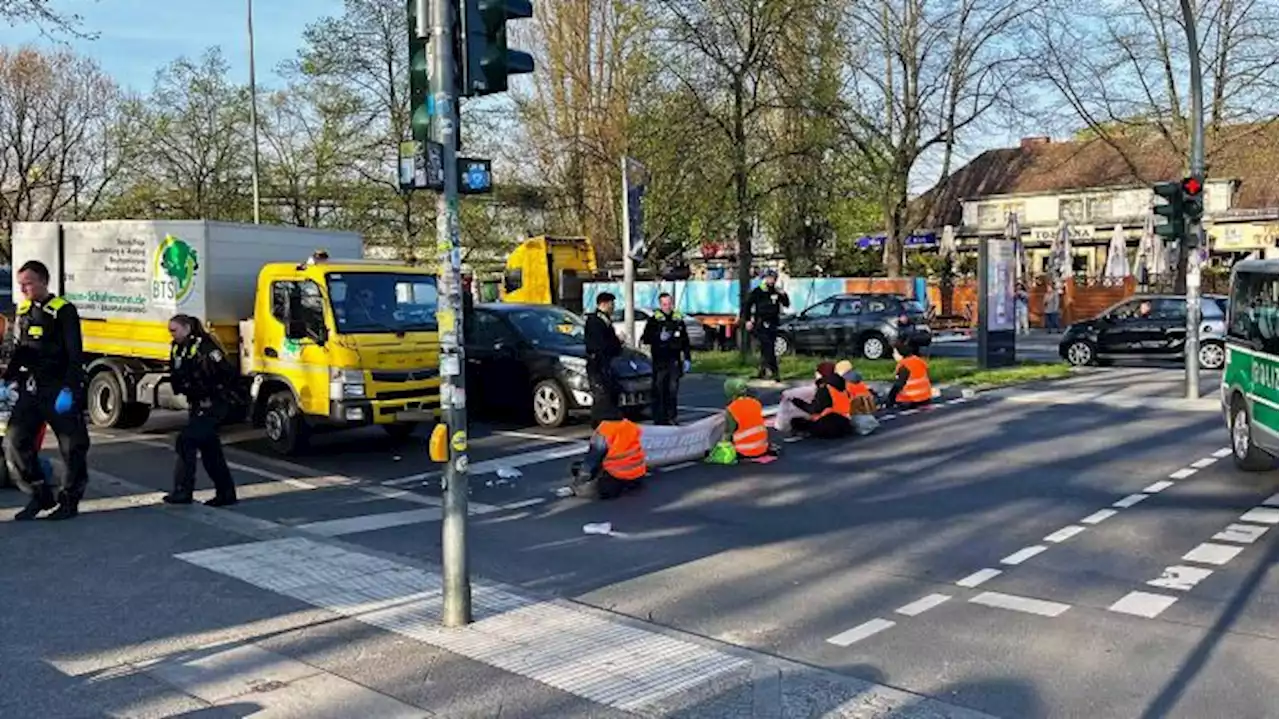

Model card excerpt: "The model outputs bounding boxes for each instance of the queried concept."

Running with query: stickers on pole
[451,430,467,452]
[441,355,460,377]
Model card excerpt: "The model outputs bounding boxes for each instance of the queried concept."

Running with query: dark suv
[778,293,932,359]
[1059,294,1229,369]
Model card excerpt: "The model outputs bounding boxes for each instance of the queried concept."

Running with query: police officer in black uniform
[163,314,239,507]
[641,292,691,425]
[743,269,790,380]
[2,260,91,521]
[584,292,623,427]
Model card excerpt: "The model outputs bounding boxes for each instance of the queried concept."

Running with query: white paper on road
[773,385,816,434]
[640,414,725,467]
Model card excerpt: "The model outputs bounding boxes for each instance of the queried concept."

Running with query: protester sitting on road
[884,342,933,409]
[570,407,647,500]
[789,362,853,439]
[835,360,877,415]
[722,378,774,459]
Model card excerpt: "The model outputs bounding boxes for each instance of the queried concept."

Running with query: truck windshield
[504,307,585,347]
[327,272,438,334]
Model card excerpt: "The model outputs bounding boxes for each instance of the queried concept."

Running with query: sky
[0,0,344,91]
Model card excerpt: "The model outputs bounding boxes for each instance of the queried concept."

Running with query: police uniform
[2,294,91,520]
[641,309,691,425]
[584,306,623,427]
[744,282,790,379]
[166,334,238,505]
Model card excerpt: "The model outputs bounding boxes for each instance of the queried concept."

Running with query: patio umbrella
[1004,212,1025,281]
[1103,224,1130,279]
[1151,234,1171,278]
[1134,212,1156,285]
[1047,220,1072,292]
[940,224,957,274]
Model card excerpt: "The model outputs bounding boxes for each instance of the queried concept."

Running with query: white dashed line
[970,591,1070,618]
[826,619,896,647]
[1001,545,1047,565]
[1211,447,1234,459]
[895,594,951,617]
[1262,494,1279,508]
[1182,542,1244,566]
[1112,493,1148,508]
[1110,591,1178,618]
[898,408,919,416]
[956,568,1002,588]
[1081,509,1118,525]
[1168,468,1198,480]
[1143,480,1175,494]
[296,508,444,537]
[1213,523,1271,544]
[1240,507,1279,525]
[1147,565,1214,591]
[1043,525,1086,543]
[1190,457,1218,469]
[501,497,548,510]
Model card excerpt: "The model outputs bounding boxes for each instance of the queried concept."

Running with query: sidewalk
[0,463,996,719]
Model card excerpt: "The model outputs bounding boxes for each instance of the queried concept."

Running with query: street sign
[398,140,444,191]
[458,157,492,195]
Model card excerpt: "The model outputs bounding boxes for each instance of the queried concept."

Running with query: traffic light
[406,0,431,144]
[1181,175,1204,225]
[1152,180,1186,243]
[460,0,535,96]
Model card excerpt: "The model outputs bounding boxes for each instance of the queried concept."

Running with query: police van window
[1229,272,1279,353]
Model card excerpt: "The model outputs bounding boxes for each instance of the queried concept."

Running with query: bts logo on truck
[151,234,200,306]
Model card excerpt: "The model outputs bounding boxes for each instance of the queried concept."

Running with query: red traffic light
[1182,176,1202,195]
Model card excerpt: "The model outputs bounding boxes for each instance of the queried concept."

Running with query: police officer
[743,269,790,380]
[584,292,623,427]
[2,260,91,521]
[641,292,691,425]
[163,314,239,506]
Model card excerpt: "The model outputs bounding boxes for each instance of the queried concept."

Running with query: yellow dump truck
[11,220,441,455]
[500,235,597,311]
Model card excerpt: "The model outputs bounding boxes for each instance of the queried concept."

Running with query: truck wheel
[1230,396,1272,472]
[264,391,309,455]
[382,423,418,443]
[87,371,127,428]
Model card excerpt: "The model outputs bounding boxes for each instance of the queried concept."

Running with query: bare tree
[0,47,130,260]
[835,0,1030,276]
[0,0,94,37]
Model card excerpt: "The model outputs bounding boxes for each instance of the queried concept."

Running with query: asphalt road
[2,367,1274,718]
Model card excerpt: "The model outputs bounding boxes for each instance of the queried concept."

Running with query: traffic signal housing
[1152,180,1186,243]
[460,0,535,96]
[407,0,431,144]
[1181,175,1204,225]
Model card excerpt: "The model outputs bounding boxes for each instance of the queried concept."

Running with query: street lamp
[247,0,262,224]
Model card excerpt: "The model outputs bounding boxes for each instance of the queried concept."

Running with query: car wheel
[264,390,310,455]
[1198,341,1225,370]
[1064,340,1096,367]
[1230,396,1272,471]
[774,334,792,357]
[532,379,568,428]
[860,333,888,360]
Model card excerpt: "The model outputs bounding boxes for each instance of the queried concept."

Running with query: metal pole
[1180,0,1204,400]
[425,0,471,627]
[248,0,262,224]
[621,157,636,347]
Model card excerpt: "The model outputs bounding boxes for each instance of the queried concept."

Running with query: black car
[778,293,932,359]
[1059,294,1229,369]
[465,303,652,427]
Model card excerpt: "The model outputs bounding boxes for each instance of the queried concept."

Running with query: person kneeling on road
[789,362,853,439]
[722,378,775,459]
[570,407,647,500]
[884,342,933,409]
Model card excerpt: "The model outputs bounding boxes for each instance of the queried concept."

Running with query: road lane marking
[783,436,804,443]
[880,413,897,420]
[1211,447,1234,458]
[1043,525,1086,543]
[1190,457,1218,469]
[898,408,919,416]
[1112,493,1148,508]
[826,619,896,647]
[1001,546,1047,565]
[956,568,1002,588]
[359,485,501,514]
[297,508,445,537]
[493,430,586,444]
[1213,523,1271,544]
[1239,507,1279,525]
[383,442,590,485]
[895,594,951,617]
[661,461,699,472]
[1081,509,1117,525]
[1182,542,1243,566]
[501,497,547,510]
[1168,468,1197,479]
[1263,494,1279,508]
[1143,480,1175,494]
[1147,565,1214,591]
[1109,591,1177,618]
[970,592,1070,618]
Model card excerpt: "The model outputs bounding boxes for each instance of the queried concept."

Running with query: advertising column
[978,237,1017,368]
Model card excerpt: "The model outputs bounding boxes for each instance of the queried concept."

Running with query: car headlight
[559,356,587,373]
[329,368,365,400]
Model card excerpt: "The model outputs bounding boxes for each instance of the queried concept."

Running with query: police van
[1221,258,1278,470]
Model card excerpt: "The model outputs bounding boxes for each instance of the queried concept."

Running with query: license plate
[619,392,646,407]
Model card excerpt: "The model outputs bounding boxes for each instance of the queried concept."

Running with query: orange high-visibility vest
[597,419,647,481]
[896,355,933,403]
[816,384,852,419]
[726,397,769,457]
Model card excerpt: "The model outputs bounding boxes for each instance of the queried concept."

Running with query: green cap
[724,377,748,399]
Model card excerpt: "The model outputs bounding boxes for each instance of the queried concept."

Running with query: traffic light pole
[1180,0,1205,401]
[421,0,471,626]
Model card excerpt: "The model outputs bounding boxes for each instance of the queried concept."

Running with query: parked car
[1058,294,1229,369]
[611,308,712,350]
[778,293,932,359]
[465,303,652,427]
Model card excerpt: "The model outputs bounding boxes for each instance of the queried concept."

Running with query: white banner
[641,414,724,466]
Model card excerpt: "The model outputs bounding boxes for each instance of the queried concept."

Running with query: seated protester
[790,362,853,439]
[722,378,773,459]
[835,360,876,415]
[570,407,647,500]
[885,342,933,408]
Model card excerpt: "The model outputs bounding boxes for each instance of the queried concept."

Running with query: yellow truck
[11,220,441,455]
[500,235,597,311]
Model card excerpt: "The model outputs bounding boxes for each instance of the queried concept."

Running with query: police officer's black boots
[46,490,79,521]
[14,485,55,521]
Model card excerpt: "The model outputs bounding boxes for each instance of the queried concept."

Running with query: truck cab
[500,236,598,312]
